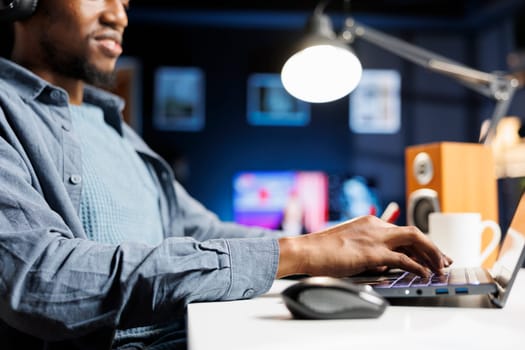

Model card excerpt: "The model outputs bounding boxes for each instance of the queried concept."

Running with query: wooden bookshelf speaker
[405,142,499,267]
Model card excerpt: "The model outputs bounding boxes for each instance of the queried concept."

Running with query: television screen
[233,171,381,235]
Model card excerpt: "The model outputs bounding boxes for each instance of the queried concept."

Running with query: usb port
[455,287,468,294]
[435,288,449,295]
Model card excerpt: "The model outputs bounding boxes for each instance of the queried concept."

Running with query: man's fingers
[400,246,444,273]
[384,250,432,277]
[384,226,445,272]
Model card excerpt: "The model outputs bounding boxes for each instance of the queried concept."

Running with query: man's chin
[84,66,117,88]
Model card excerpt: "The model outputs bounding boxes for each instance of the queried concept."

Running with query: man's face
[36,0,129,87]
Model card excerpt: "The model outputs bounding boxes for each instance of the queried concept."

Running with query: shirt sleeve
[172,180,288,240]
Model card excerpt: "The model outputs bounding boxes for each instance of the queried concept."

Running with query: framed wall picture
[247,73,310,126]
[153,66,205,131]
[349,69,401,134]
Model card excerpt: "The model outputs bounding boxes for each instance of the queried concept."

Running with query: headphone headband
[0,0,38,21]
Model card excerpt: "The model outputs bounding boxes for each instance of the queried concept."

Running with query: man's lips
[97,39,123,57]
[94,33,123,57]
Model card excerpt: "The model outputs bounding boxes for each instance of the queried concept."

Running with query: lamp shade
[281,13,363,103]
[281,44,362,103]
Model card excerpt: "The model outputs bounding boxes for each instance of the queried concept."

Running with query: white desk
[188,269,525,350]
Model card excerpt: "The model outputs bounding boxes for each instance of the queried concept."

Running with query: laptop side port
[435,288,449,295]
[455,287,468,294]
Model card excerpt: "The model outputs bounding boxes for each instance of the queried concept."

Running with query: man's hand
[277,215,452,278]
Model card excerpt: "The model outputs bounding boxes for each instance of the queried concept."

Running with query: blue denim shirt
[0,57,280,348]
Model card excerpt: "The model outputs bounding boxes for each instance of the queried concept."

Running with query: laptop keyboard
[373,267,490,289]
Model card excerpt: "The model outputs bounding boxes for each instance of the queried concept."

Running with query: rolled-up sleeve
[225,237,279,299]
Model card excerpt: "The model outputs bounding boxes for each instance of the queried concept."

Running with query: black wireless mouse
[281,276,388,320]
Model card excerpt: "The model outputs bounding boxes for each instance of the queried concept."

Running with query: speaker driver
[413,152,434,185]
[407,188,440,233]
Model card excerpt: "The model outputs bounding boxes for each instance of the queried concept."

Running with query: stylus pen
[380,202,400,224]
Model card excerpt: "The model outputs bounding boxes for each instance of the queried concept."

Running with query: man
[0,1,450,349]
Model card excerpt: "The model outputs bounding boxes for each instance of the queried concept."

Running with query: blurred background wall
[2,0,524,226]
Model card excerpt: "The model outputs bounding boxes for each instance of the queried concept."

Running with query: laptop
[347,190,525,308]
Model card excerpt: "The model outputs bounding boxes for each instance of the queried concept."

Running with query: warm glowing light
[281,44,363,103]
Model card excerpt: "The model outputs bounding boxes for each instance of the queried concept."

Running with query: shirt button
[242,289,255,298]
[69,174,82,185]
[50,90,62,101]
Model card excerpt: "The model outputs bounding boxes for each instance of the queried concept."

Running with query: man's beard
[41,37,117,88]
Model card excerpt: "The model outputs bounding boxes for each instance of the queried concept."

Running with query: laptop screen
[490,191,525,307]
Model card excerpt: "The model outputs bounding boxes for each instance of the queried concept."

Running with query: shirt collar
[0,57,126,135]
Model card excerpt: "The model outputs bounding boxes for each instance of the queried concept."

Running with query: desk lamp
[280,0,520,145]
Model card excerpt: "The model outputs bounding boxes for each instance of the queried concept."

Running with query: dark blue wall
[121,11,525,224]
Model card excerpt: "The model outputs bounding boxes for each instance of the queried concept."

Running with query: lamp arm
[482,88,517,144]
[341,17,520,145]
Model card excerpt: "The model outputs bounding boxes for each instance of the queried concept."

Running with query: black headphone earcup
[0,0,38,22]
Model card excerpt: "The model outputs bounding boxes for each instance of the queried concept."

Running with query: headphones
[0,0,38,21]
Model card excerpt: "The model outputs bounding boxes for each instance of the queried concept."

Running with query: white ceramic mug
[428,212,501,268]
